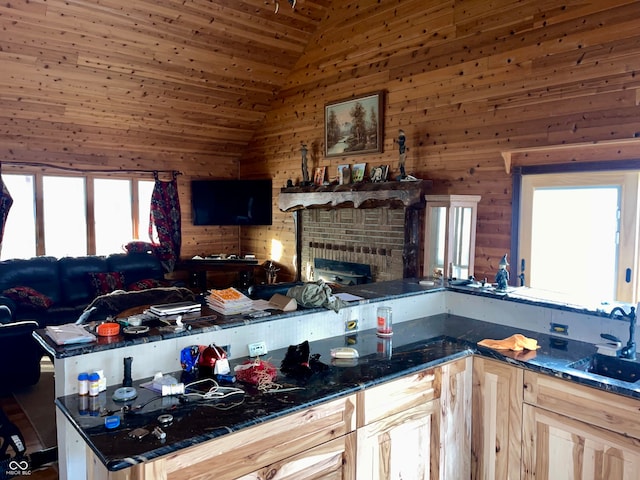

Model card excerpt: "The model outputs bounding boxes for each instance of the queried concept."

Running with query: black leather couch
[0,252,166,327]
[0,252,170,390]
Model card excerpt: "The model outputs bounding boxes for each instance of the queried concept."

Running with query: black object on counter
[123,357,133,387]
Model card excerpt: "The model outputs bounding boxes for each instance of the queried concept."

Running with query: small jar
[88,372,100,397]
[77,372,89,396]
[376,306,393,336]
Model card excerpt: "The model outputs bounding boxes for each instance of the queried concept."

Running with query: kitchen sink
[567,353,640,383]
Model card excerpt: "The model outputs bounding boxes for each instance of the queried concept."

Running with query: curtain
[0,176,13,254]
[149,172,181,272]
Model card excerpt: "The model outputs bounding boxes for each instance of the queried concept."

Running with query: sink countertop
[55,312,640,472]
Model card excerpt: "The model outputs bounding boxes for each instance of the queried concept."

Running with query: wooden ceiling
[0,0,331,172]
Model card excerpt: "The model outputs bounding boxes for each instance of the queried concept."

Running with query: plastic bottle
[77,372,89,396]
[88,372,100,397]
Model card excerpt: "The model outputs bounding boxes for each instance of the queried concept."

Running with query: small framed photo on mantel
[313,166,326,185]
[351,163,366,183]
[370,165,389,182]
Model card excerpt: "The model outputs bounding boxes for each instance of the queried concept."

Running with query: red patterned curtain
[149,172,181,272]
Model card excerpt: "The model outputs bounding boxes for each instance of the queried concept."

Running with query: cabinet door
[471,357,523,480]
[356,399,440,480]
[236,433,356,480]
[522,404,640,480]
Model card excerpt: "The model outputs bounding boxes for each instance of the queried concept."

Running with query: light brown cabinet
[236,434,356,480]
[522,371,640,480]
[471,359,640,480]
[356,357,472,480]
[471,357,523,480]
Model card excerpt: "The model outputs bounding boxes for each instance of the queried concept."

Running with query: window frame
[511,159,640,303]
[1,168,153,258]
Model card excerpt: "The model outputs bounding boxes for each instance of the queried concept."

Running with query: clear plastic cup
[376,306,393,336]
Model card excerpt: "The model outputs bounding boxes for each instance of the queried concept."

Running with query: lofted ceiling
[0,0,331,170]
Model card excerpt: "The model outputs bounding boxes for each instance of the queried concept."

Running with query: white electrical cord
[183,378,246,407]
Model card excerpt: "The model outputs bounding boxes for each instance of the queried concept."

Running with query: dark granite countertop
[447,283,629,319]
[35,279,444,359]
[55,313,640,472]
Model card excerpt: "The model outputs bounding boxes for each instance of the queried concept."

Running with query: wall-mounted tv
[191,179,273,226]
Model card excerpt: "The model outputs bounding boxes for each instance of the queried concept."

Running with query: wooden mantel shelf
[501,138,640,174]
[278,179,432,212]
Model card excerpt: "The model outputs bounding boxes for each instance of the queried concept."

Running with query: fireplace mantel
[280,180,432,281]
[278,180,432,212]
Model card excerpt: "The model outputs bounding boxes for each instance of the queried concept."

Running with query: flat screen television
[191,179,273,226]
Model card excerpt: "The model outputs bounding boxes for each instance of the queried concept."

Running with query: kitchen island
[40,279,640,478]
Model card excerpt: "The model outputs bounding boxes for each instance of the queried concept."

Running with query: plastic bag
[286,279,347,312]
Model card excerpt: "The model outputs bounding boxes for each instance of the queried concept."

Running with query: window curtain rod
[0,161,182,178]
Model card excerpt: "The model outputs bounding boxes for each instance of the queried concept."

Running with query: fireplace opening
[313,258,372,286]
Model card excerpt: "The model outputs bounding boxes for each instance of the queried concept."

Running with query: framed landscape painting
[325,91,384,158]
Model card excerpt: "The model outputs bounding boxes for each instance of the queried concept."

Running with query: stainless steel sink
[568,353,640,383]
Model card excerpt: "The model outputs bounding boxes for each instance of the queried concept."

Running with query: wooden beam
[501,138,640,174]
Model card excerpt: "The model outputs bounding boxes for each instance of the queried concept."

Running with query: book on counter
[46,323,97,345]
[149,301,202,316]
[205,287,253,315]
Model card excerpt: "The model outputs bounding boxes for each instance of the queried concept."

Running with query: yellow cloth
[477,333,540,352]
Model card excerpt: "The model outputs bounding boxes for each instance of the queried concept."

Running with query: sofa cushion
[3,286,54,310]
[58,256,110,306]
[88,271,125,296]
[123,241,155,254]
[107,253,164,285]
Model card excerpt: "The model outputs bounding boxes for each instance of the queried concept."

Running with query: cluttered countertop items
[55,313,639,472]
[36,280,442,358]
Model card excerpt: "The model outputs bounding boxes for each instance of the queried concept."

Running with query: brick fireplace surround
[278,181,431,282]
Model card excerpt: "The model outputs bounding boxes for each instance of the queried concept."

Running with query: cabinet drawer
[115,394,357,480]
[359,367,439,427]
[523,370,640,440]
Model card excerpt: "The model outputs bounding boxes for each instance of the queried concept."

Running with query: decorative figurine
[495,254,510,291]
[397,129,407,180]
[300,143,310,186]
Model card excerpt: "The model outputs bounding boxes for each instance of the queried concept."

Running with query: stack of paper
[205,287,253,315]
[149,301,201,316]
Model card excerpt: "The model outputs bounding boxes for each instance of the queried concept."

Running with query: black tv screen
[191,179,273,226]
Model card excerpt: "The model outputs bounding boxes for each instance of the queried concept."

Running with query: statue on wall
[397,129,407,180]
[300,143,310,185]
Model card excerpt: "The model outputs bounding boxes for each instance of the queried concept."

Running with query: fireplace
[313,258,372,286]
[279,180,431,282]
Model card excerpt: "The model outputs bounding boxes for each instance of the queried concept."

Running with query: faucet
[609,306,636,360]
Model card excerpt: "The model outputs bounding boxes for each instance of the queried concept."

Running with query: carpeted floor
[12,357,57,449]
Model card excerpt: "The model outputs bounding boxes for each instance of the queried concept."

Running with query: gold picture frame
[325,91,384,158]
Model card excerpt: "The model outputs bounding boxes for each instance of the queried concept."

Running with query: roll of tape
[112,386,138,402]
[96,322,120,337]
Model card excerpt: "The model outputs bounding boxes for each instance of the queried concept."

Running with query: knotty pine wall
[4,0,640,283]
[242,0,640,281]
[0,0,329,263]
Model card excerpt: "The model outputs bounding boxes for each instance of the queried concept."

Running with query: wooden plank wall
[242,0,640,281]
[3,0,640,281]
[0,0,329,261]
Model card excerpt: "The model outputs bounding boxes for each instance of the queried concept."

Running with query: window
[43,176,88,258]
[1,174,36,260]
[0,172,155,260]
[94,179,132,256]
[517,168,640,304]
